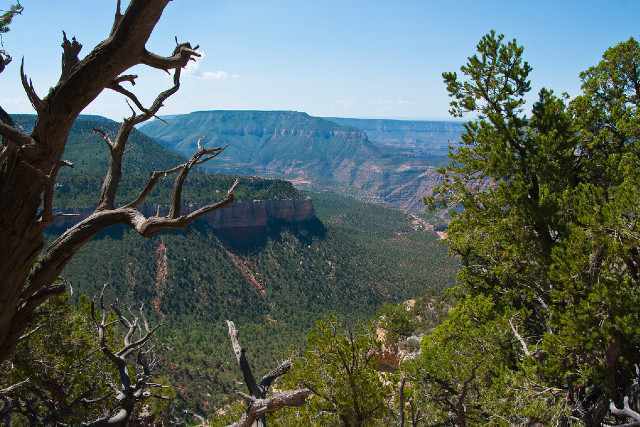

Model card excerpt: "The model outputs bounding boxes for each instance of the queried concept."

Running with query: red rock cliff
[51,198,317,231]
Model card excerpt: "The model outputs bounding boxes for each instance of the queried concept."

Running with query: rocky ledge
[50,198,317,231]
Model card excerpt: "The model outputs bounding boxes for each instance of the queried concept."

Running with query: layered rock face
[52,199,317,230]
[203,198,315,228]
[325,117,463,157]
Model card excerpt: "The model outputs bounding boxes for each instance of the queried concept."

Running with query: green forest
[1,1,639,426]
[265,33,640,426]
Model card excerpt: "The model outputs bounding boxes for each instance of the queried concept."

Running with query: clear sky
[1,1,639,120]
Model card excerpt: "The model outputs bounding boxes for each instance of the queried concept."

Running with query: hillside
[33,114,457,413]
[12,115,301,209]
[140,110,460,212]
[140,110,379,188]
[59,190,456,412]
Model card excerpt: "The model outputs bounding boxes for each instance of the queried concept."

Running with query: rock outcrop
[203,198,315,229]
[51,198,316,230]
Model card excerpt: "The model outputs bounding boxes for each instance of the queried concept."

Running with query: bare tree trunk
[0,0,235,363]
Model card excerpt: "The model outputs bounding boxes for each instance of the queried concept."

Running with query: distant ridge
[140,110,464,211]
[324,116,464,157]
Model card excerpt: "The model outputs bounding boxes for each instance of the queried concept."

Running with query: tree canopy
[430,31,640,424]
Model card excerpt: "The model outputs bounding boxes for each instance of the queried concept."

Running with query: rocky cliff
[50,198,322,252]
[203,198,315,228]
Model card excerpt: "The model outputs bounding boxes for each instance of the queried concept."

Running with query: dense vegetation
[431,32,640,424]
[57,189,455,414]
[5,114,455,415]
[262,33,640,427]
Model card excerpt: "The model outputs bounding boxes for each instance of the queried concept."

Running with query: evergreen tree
[431,32,640,424]
[278,316,392,426]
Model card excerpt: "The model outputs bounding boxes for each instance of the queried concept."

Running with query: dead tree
[86,285,170,426]
[0,0,238,363]
[606,365,640,427]
[226,320,311,427]
[608,397,640,427]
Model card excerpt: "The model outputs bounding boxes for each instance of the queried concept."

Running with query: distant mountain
[324,117,464,157]
[141,110,380,188]
[140,110,464,212]
[12,114,301,208]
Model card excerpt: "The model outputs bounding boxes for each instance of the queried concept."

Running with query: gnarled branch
[609,396,640,427]
[227,320,260,397]
[92,128,114,150]
[60,31,82,79]
[141,42,200,72]
[20,59,45,112]
[226,320,310,427]
[260,359,293,390]
[123,144,226,210]
[86,287,167,427]
[229,389,312,427]
[96,66,185,211]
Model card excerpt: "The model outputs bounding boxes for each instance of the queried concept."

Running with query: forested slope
[28,114,457,412]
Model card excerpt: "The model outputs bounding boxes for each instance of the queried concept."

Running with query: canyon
[140,110,464,213]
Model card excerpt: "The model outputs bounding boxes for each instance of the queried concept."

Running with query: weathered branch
[110,83,148,113]
[227,320,311,427]
[113,74,137,85]
[20,59,45,112]
[609,396,640,427]
[122,145,226,209]
[169,144,225,218]
[60,31,82,79]
[92,128,114,150]
[229,389,312,427]
[96,67,184,212]
[86,289,164,427]
[508,316,531,357]
[260,360,293,390]
[227,320,260,397]
[0,379,30,395]
[141,42,200,71]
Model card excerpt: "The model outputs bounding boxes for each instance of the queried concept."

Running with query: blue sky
[1,1,638,120]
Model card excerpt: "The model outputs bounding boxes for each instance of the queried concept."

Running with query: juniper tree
[431,32,640,424]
